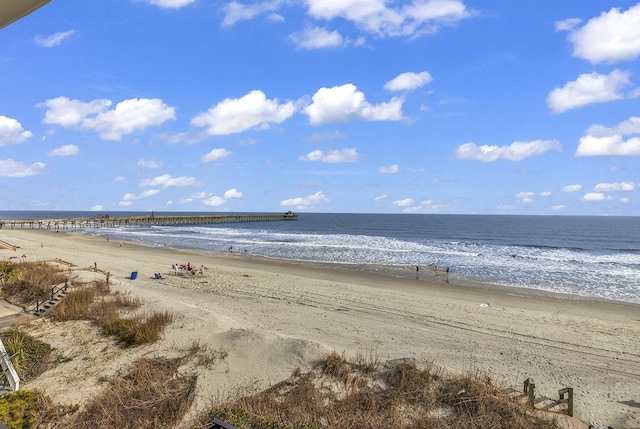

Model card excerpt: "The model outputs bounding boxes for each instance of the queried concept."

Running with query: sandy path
[1,229,639,429]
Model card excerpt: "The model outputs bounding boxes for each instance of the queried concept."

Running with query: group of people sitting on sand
[172,262,205,276]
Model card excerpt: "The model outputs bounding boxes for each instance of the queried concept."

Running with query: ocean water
[2,211,639,304]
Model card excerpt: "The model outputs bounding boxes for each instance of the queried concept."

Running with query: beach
[1,228,639,429]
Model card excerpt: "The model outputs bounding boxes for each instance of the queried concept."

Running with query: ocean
[1,211,639,304]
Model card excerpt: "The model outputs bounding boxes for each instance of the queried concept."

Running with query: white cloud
[515,192,535,204]
[289,27,344,49]
[384,71,433,91]
[139,174,197,188]
[197,188,244,207]
[222,0,285,26]
[303,83,403,124]
[34,30,76,47]
[223,0,471,38]
[143,0,196,8]
[137,158,162,169]
[0,116,33,146]
[47,145,79,156]
[192,90,295,135]
[299,148,359,163]
[118,189,160,206]
[374,194,387,202]
[0,159,45,177]
[224,188,243,199]
[392,198,415,207]
[562,184,583,192]
[582,192,611,202]
[561,4,640,64]
[547,70,632,114]
[576,135,640,156]
[539,191,552,197]
[454,139,561,162]
[89,205,104,211]
[554,18,581,32]
[551,205,565,211]
[401,199,448,213]
[593,182,636,192]
[201,148,232,163]
[280,191,330,210]
[586,116,640,137]
[38,97,176,140]
[305,0,471,37]
[379,164,399,174]
[577,116,640,156]
[203,196,226,207]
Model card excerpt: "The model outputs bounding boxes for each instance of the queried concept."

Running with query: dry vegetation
[196,352,560,429]
[0,261,67,308]
[0,262,563,429]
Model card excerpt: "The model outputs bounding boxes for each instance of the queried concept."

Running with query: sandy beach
[1,228,639,428]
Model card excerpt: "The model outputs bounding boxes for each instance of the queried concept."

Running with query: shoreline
[1,228,639,428]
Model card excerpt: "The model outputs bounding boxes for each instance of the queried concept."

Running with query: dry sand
[0,228,639,429]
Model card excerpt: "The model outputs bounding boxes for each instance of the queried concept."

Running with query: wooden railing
[33,280,68,315]
[522,377,573,417]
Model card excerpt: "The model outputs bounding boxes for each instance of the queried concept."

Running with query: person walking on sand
[416,265,419,280]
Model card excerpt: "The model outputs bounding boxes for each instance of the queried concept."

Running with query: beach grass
[196,352,560,429]
[0,261,67,308]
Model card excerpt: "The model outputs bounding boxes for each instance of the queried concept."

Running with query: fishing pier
[0,212,297,230]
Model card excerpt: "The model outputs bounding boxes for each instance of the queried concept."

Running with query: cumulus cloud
[305,0,471,37]
[0,116,33,146]
[581,192,612,202]
[118,189,160,207]
[547,70,633,114]
[379,164,399,174]
[289,26,344,49]
[201,148,232,163]
[299,148,359,163]
[453,139,561,162]
[551,205,566,211]
[34,30,76,47]
[89,205,104,211]
[47,145,79,156]
[183,188,243,207]
[303,84,403,124]
[143,0,196,8]
[562,184,583,192]
[384,71,433,91]
[0,159,45,177]
[593,182,636,192]
[576,135,640,157]
[280,190,330,210]
[38,97,176,141]
[577,116,640,156]
[191,90,295,135]
[223,0,471,38]
[559,4,640,64]
[137,158,162,169]
[139,174,197,188]
[515,192,535,204]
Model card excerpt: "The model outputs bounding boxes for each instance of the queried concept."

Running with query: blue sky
[1,0,639,215]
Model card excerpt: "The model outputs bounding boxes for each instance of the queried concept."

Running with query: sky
[1,0,639,215]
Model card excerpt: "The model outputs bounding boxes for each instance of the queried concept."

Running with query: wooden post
[559,387,574,417]
[524,378,535,409]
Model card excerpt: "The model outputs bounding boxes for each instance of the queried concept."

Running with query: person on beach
[416,266,419,280]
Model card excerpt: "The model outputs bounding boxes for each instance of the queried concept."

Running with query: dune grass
[0,261,67,308]
[196,352,560,429]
